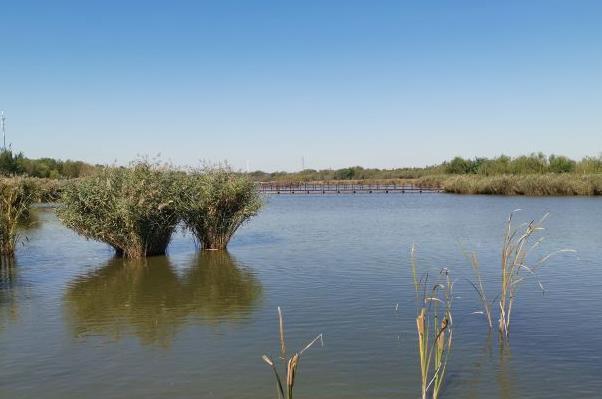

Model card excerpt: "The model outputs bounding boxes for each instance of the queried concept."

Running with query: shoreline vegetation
[2,149,602,196]
[1,160,262,257]
[57,161,262,258]
[415,173,602,196]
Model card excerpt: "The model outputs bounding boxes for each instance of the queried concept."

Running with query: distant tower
[301,156,305,171]
[0,111,5,150]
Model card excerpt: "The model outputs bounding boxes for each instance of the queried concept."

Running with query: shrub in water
[181,166,262,250]
[57,161,181,258]
[0,178,38,255]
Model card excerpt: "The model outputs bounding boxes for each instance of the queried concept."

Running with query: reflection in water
[0,257,19,329]
[64,252,262,346]
[465,333,494,399]
[497,341,516,399]
[19,207,42,231]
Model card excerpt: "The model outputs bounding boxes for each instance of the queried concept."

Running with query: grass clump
[468,211,575,337]
[497,211,574,337]
[181,166,262,250]
[262,307,323,399]
[0,178,38,255]
[410,246,454,399]
[57,161,181,258]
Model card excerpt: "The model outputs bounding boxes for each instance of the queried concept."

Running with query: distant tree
[510,153,547,174]
[0,149,25,175]
[548,154,576,173]
[334,167,356,180]
[577,155,602,174]
[478,155,511,175]
[446,157,472,174]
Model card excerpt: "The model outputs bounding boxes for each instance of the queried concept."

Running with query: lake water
[1,194,601,398]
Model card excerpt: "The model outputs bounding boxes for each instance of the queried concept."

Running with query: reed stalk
[410,248,454,399]
[498,211,576,336]
[467,211,574,336]
[467,252,493,330]
[262,307,323,399]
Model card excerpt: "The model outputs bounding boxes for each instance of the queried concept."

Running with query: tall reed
[262,307,323,399]
[0,178,38,255]
[498,211,574,336]
[57,161,182,258]
[180,166,262,250]
[410,246,454,399]
[467,252,493,330]
[467,211,574,336]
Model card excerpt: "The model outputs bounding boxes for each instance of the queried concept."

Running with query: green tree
[548,155,576,173]
[0,149,25,175]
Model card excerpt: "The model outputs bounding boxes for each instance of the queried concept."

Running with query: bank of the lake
[416,173,602,196]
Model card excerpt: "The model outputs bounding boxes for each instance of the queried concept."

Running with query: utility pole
[0,111,5,150]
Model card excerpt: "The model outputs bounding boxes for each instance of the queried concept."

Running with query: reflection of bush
[64,252,262,346]
[0,258,19,329]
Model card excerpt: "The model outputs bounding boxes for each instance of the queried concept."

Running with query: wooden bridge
[258,183,443,194]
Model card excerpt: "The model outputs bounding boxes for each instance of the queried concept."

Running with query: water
[1,194,601,398]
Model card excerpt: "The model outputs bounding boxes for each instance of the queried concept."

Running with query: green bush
[548,155,576,173]
[57,161,182,258]
[0,178,38,255]
[180,166,262,250]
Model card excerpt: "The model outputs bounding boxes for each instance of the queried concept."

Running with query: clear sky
[1,0,601,171]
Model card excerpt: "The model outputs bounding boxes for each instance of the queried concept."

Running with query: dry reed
[262,306,323,399]
[467,211,575,337]
[410,246,454,399]
[498,211,574,336]
[0,178,38,255]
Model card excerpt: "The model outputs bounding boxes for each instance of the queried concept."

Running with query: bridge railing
[257,182,442,194]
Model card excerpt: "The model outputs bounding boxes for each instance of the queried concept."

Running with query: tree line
[0,149,99,178]
[2,149,601,181]
[250,153,602,182]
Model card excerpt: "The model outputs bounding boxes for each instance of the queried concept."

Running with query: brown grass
[416,174,602,196]
[262,307,323,399]
[410,246,454,399]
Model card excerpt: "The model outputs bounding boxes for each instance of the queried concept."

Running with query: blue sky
[1,0,601,171]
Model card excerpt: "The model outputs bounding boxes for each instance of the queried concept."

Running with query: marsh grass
[417,174,602,196]
[262,307,323,399]
[410,246,454,399]
[498,211,575,337]
[33,177,64,202]
[467,252,493,330]
[180,166,262,250]
[0,178,38,255]
[467,211,575,337]
[57,161,182,258]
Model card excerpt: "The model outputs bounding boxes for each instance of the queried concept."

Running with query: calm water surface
[1,194,601,398]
